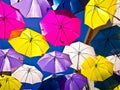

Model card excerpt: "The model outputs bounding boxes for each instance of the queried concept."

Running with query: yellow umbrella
[114,85,120,90]
[85,0,117,29]
[8,28,49,57]
[81,55,113,81]
[0,75,22,90]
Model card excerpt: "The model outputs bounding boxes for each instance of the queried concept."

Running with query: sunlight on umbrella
[63,41,95,71]
[8,28,49,57]
[0,1,25,39]
[0,48,24,72]
[81,55,113,81]
[0,75,22,90]
[11,0,50,18]
[12,64,43,84]
[85,0,117,29]
[40,10,81,46]
[37,51,72,74]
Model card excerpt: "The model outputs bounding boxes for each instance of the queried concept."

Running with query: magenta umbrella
[0,1,25,39]
[40,10,81,46]
[37,51,72,74]
[65,73,87,90]
[0,48,24,72]
[11,0,51,18]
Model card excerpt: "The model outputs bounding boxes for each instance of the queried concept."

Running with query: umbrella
[39,74,66,90]
[9,29,23,39]
[37,51,72,74]
[63,41,95,70]
[84,0,117,29]
[12,64,43,84]
[0,48,24,72]
[64,73,87,90]
[112,0,120,26]
[107,54,120,72]
[8,28,49,57]
[95,73,120,90]
[0,75,22,90]
[81,55,113,81]
[53,0,89,14]
[40,10,81,46]
[11,0,51,18]
[0,1,25,39]
[91,25,120,56]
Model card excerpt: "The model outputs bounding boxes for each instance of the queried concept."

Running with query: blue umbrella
[91,26,120,56]
[39,74,66,90]
[53,0,89,14]
[95,73,120,90]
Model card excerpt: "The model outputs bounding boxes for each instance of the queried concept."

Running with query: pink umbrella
[0,1,25,39]
[40,10,81,46]
[11,0,51,18]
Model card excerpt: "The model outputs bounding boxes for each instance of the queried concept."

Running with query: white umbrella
[63,41,95,70]
[112,0,120,26]
[106,54,120,71]
[12,64,43,84]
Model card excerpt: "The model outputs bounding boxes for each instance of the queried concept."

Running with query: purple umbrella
[65,73,87,90]
[11,0,51,18]
[37,51,72,74]
[0,48,24,72]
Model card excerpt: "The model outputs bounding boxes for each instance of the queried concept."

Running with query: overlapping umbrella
[40,10,81,46]
[107,54,120,72]
[11,0,51,18]
[37,51,72,74]
[84,0,117,29]
[0,1,25,39]
[0,48,24,72]
[91,25,120,56]
[63,41,95,70]
[0,75,22,90]
[8,28,49,57]
[12,64,43,84]
[65,73,87,90]
[81,55,113,81]
[53,0,89,14]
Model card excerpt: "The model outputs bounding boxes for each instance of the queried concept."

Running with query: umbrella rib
[80,47,91,52]
[52,11,60,24]
[5,19,17,30]
[10,79,21,89]
[62,20,80,25]
[42,22,59,26]
[25,0,33,17]
[6,18,24,24]
[91,8,95,28]
[70,46,78,52]
[24,43,30,56]
[96,8,106,23]
[5,11,14,18]
[33,42,44,54]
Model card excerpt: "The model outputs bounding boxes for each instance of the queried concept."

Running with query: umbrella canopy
[11,0,51,18]
[91,25,120,56]
[9,29,23,39]
[65,73,87,90]
[81,55,113,81]
[37,51,72,74]
[53,0,89,14]
[84,0,117,29]
[39,74,66,90]
[112,0,120,26]
[8,28,49,57]
[0,1,25,39]
[40,10,81,46]
[47,0,53,6]
[107,54,120,72]
[0,48,24,72]
[63,41,95,70]
[95,73,120,90]
[12,64,43,84]
[0,75,22,90]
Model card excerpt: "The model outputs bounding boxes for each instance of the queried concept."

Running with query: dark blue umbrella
[95,73,120,90]
[53,0,89,14]
[39,74,66,90]
[91,26,120,56]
